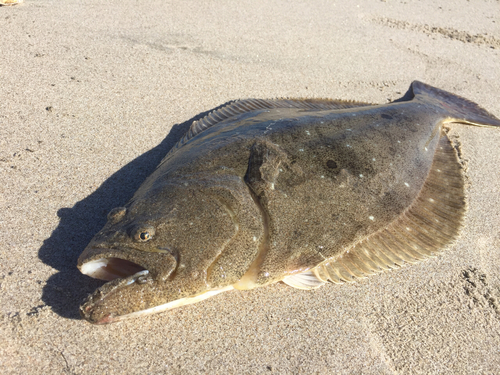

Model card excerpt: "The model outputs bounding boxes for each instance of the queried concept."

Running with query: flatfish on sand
[78,81,500,324]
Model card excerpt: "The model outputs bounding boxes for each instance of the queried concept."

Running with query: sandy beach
[1,0,499,373]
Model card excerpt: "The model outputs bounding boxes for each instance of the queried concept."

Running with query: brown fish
[78,81,500,324]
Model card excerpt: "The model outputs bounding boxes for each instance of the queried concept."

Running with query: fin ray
[282,271,326,290]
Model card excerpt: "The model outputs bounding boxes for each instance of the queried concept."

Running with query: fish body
[78,82,500,324]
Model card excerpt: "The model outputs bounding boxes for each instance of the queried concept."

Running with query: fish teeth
[126,270,150,285]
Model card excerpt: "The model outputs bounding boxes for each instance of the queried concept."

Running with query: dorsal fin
[309,133,466,284]
[167,98,373,157]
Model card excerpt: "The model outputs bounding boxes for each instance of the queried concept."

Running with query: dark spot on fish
[291,229,303,241]
[381,114,393,120]
[326,160,338,169]
[318,146,375,180]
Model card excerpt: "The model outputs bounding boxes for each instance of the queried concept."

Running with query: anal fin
[313,133,466,284]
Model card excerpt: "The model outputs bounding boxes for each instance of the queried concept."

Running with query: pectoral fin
[245,141,285,197]
[283,271,326,290]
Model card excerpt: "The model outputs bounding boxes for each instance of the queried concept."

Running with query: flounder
[78,81,500,324]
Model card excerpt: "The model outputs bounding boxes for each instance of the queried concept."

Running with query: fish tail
[411,81,500,128]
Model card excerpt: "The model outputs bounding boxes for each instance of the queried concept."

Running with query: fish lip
[78,246,154,323]
[91,314,116,325]
[79,269,153,324]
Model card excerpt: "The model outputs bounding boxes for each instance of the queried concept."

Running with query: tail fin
[411,81,500,128]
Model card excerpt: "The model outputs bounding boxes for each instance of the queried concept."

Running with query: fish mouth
[79,266,153,324]
[79,257,147,281]
[78,245,183,323]
[79,253,233,324]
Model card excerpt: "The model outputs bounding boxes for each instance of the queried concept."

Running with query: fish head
[78,179,246,324]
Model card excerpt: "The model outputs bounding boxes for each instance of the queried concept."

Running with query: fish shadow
[39,102,233,320]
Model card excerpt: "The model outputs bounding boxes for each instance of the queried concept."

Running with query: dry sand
[1,0,499,373]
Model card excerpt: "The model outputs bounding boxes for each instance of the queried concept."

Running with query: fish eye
[132,225,155,242]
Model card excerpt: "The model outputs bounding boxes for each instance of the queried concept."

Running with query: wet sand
[1,1,499,373]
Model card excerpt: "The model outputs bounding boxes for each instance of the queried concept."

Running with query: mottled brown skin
[78,82,500,323]
[80,176,264,322]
